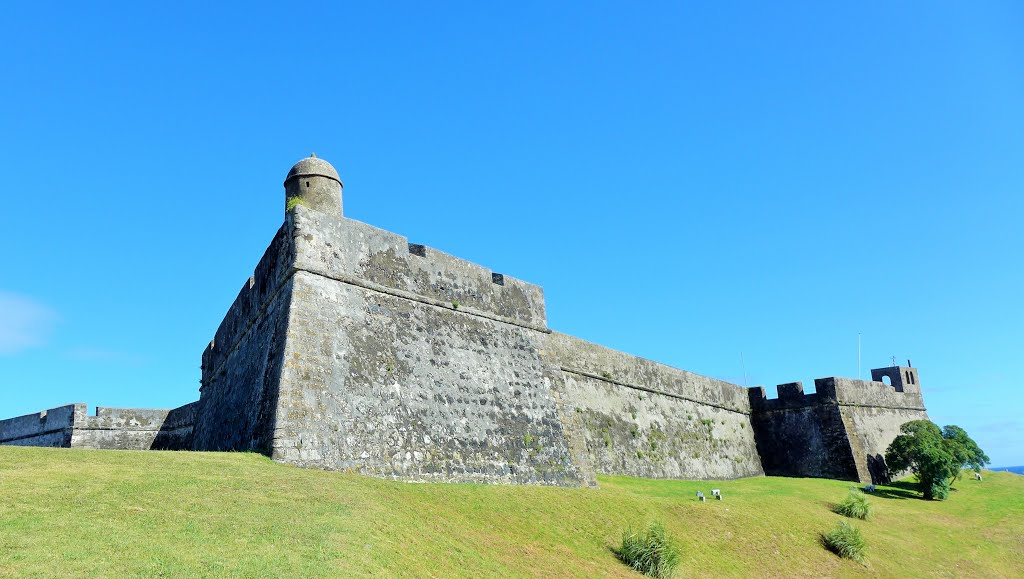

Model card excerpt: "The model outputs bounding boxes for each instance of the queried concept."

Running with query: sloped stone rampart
[193,216,300,455]
[188,206,587,486]
[192,277,293,454]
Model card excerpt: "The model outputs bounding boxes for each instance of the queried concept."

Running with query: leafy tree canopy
[942,425,990,475]
[884,420,989,500]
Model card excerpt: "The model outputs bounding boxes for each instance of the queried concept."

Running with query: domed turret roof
[285,154,341,184]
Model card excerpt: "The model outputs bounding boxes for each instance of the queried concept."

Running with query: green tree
[885,420,989,500]
[941,425,990,481]
[885,420,953,500]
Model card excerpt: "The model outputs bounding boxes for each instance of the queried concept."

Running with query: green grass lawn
[1,446,1020,577]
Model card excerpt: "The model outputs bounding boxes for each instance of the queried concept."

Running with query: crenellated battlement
[748,366,929,484]
[748,366,925,415]
[747,379,837,412]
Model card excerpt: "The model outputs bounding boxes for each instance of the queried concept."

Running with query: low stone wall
[0,404,84,447]
[0,402,197,451]
[74,403,198,451]
[545,332,764,480]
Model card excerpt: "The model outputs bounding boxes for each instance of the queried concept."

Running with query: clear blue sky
[1,2,1021,466]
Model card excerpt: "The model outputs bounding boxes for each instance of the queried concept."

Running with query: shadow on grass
[869,480,920,500]
[607,545,639,576]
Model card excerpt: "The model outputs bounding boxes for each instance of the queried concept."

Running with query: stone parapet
[832,377,926,410]
[546,332,752,414]
[291,206,547,330]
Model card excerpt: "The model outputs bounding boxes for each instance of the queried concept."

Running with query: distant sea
[991,466,1024,475]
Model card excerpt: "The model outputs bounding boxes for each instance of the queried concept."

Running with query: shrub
[834,489,872,520]
[616,522,680,578]
[822,520,866,563]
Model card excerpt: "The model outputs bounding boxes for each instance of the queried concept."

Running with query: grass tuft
[834,489,872,520]
[616,522,680,578]
[822,520,866,563]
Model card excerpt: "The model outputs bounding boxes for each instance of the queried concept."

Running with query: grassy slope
[0,447,1020,577]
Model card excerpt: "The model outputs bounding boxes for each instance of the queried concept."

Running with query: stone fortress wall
[545,332,764,480]
[1,155,929,487]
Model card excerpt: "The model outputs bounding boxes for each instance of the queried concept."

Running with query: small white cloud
[0,291,58,355]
